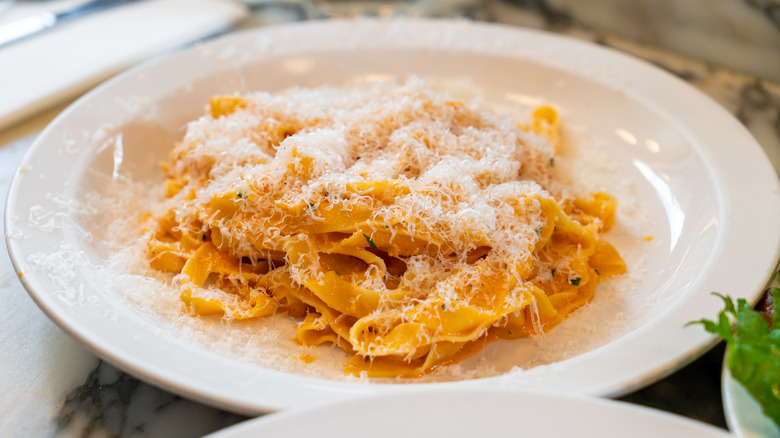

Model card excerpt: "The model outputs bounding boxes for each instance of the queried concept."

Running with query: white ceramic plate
[5,19,780,414]
[206,389,731,438]
[723,351,780,437]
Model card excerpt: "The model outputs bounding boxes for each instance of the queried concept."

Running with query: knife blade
[0,0,139,48]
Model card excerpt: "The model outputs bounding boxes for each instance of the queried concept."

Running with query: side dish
[692,287,779,428]
[145,79,626,378]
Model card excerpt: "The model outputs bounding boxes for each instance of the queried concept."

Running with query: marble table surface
[2,5,779,438]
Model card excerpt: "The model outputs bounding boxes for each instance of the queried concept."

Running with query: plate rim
[5,18,780,414]
[204,388,731,438]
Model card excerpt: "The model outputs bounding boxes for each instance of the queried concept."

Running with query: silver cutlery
[0,0,139,48]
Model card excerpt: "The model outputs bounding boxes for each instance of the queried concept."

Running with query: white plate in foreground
[5,19,780,414]
[206,389,730,438]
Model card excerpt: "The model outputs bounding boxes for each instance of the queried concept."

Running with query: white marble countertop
[1,3,779,437]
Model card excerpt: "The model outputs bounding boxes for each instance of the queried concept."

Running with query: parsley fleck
[551,269,556,278]
[549,157,555,167]
[508,330,513,334]
[363,233,377,248]
[202,234,207,241]
[595,269,600,276]
[307,202,316,210]
[534,228,541,236]
[441,303,446,310]
[569,277,581,286]
[236,192,244,199]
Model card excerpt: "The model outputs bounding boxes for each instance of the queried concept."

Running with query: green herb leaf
[549,157,555,167]
[363,233,377,249]
[773,287,780,330]
[689,290,780,428]
[569,277,581,286]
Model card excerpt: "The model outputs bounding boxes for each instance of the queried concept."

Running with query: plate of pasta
[5,19,780,414]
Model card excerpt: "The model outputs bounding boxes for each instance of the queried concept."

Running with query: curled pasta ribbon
[178,243,277,320]
[518,105,560,152]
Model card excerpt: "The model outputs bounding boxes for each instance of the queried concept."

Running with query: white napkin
[0,0,248,130]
